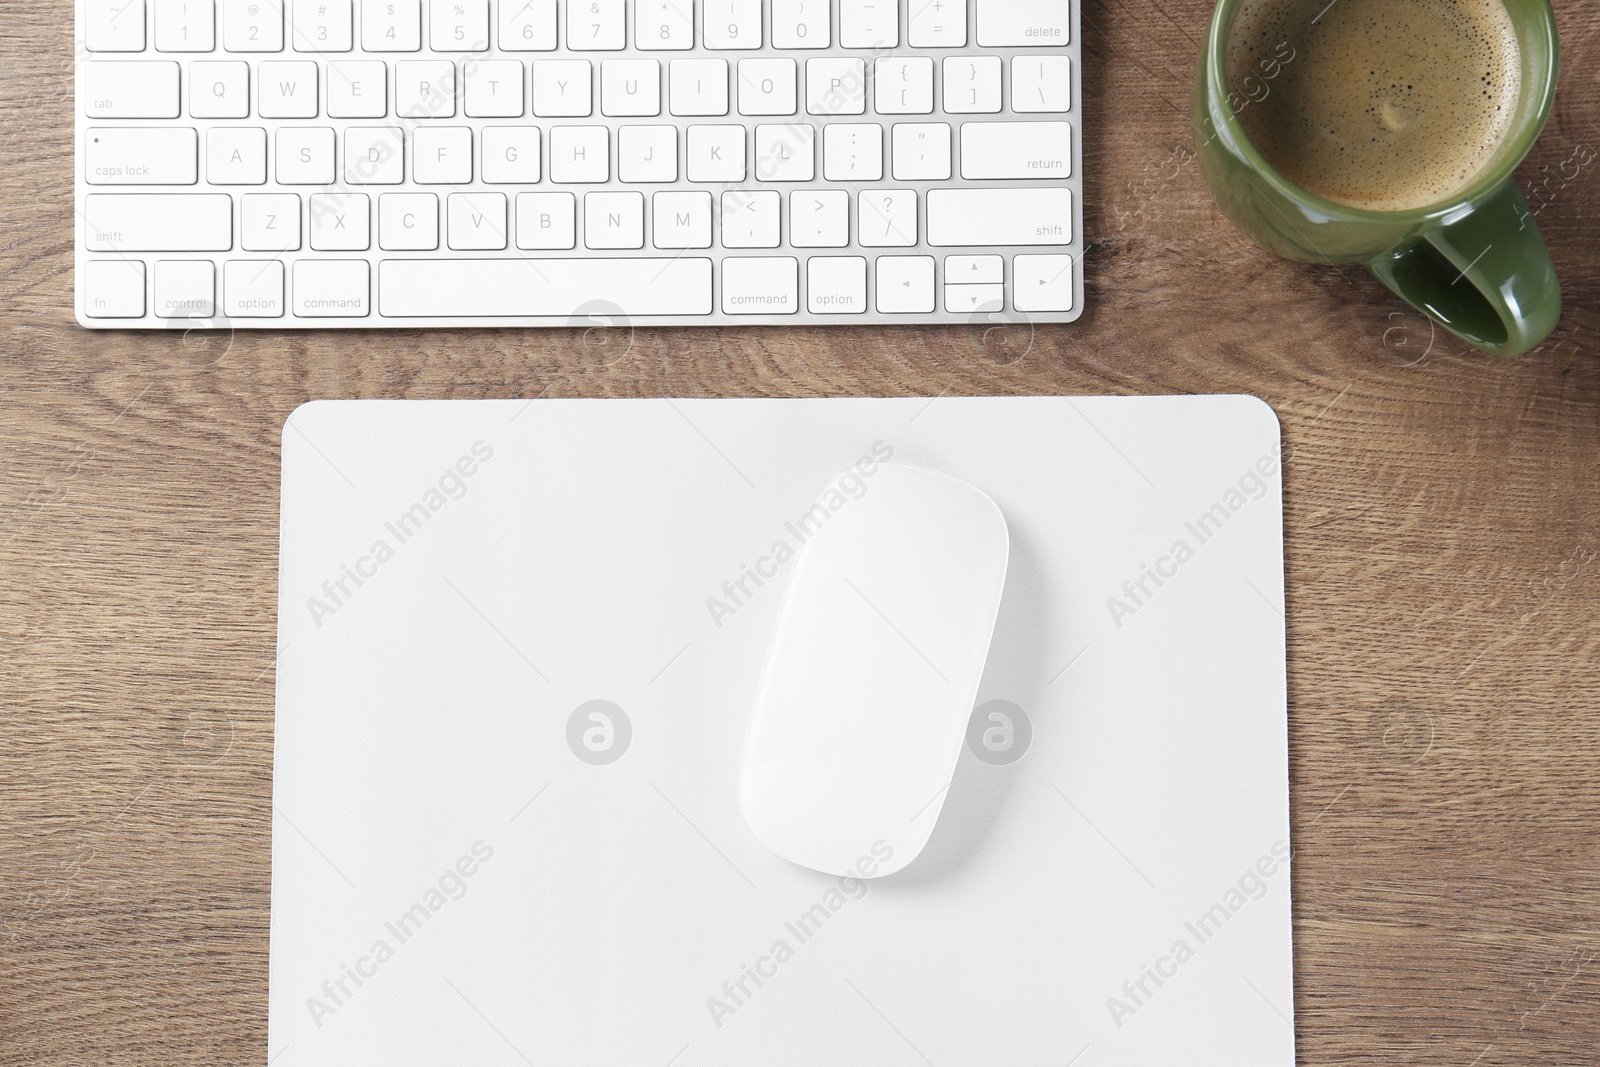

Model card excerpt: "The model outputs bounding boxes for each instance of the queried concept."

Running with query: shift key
[926,188,1072,246]
[83,194,233,251]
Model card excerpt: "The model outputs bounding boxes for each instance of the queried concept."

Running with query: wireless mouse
[739,463,1010,878]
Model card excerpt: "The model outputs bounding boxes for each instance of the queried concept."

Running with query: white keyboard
[74,0,1082,329]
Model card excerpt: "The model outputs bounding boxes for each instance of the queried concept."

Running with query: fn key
[83,260,146,318]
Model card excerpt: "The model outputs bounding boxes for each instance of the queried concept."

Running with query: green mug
[1194,0,1561,357]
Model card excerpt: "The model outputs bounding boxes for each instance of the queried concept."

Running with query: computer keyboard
[74,0,1082,329]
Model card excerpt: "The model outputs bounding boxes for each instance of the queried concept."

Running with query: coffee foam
[1227,0,1521,212]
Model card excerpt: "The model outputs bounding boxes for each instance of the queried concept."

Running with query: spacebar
[379,258,714,318]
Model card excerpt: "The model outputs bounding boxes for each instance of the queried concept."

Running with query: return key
[960,121,1072,179]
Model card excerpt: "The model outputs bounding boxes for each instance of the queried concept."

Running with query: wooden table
[3,1,1597,1064]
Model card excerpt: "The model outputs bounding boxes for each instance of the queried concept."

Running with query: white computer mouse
[739,463,1010,879]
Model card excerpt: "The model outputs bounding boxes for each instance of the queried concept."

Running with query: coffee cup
[1195,0,1560,357]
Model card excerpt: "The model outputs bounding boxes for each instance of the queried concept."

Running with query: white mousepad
[270,396,1294,1066]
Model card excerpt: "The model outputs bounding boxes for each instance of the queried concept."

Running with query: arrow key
[945,255,1003,284]
[875,255,934,314]
[1014,254,1074,312]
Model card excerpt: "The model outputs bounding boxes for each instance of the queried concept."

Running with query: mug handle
[1367,181,1561,358]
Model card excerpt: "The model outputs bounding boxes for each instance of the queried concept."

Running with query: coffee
[1227,0,1521,212]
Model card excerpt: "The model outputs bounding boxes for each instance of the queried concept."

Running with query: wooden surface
[3,1,1599,1064]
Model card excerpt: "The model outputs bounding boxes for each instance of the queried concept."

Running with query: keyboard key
[515,191,576,248]
[618,125,676,181]
[790,189,848,247]
[155,0,215,52]
[737,58,797,117]
[687,125,745,182]
[397,60,457,117]
[83,260,147,318]
[208,127,267,184]
[945,283,1003,313]
[532,59,593,116]
[807,256,866,314]
[946,255,1003,283]
[652,190,710,248]
[379,258,713,316]
[976,0,1070,45]
[309,192,371,249]
[772,0,829,48]
[1013,254,1074,312]
[754,123,814,182]
[721,190,780,248]
[448,192,509,249]
[840,0,897,47]
[432,0,488,50]
[822,123,881,181]
[806,58,865,115]
[361,0,420,50]
[85,127,197,185]
[1012,55,1072,112]
[890,122,950,181]
[874,57,935,115]
[482,126,541,182]
[669,59,728,117]
[259,62,320,118]
[875,255,935,313]
[87,0,147,51]
[277,127,336,183]
[292,0,352,51]
[242,192,302,250]
[466,60,525,116]
[636,0,693,49]
[294,259,370,316]
[154,259,216,318]
[190,61,250,118]
[224,0,283,51]
[583,190,644,249]
[225,260,286,317]
[704,1,761,50]
[858,189,916,247]
[926,187,1072,246]
[722,257,797,315]
[548,125,608,182]
[602,60,662,117]
[84,62,181,119]
[500,0,556,50]
[910,0,967,47]
[961,121,1071,178]
[345,126,406,184]
[328,61,388,117]
[943,55,1002,113]
[567,0,625,49]
[414,126,473,183]
[85,191,233,251]
[379,192,439,249]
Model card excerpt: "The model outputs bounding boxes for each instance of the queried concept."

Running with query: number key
[566,0,624,50]
[155,0,216,53]
[291,0,352,51]
[704,0,760,50]
[636,0,693,50]
[224,0,283,51]
[430,0,487,49]
[499,0,556,50]
[361,0,420,51]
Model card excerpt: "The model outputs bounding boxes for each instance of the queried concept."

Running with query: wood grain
[3,1,1598,1064]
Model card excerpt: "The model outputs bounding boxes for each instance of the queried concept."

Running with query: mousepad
[270,396,1294,1066]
